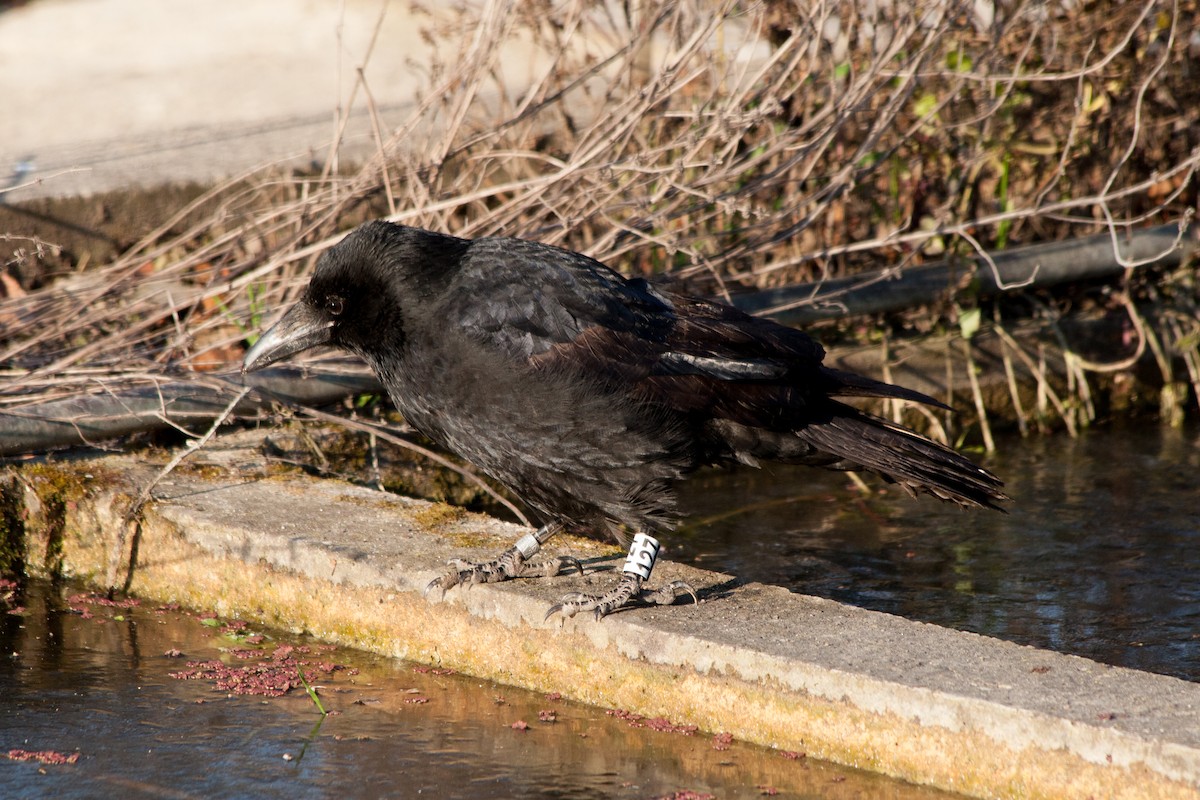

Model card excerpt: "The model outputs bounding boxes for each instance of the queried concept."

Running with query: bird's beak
[241,302,333,373]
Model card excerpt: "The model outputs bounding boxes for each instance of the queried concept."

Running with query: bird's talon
[423,576,447,599]
[646,579,700,607]
[421,536,585,607]
[544,571,699,621]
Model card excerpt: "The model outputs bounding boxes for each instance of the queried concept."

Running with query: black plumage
[243,221,1007,618]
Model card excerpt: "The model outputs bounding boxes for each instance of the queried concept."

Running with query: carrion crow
[243,221,1007,619]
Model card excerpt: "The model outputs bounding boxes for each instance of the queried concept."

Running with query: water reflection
[673,423,1200,680]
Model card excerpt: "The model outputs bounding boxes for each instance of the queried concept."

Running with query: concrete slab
[0,0,504,199]
[1,0,365,196]
[11,438,1200,800]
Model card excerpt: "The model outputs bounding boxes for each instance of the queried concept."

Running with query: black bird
[243,221,1007,619]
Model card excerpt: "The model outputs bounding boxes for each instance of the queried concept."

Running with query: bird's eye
[325,295,345,316]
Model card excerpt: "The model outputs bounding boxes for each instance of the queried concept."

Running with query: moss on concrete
[0,474,27,579]
[17,462,134,587]
[410,502,469,531]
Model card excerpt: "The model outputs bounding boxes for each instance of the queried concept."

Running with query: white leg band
[622,532,661,580]
[514,532,541,559]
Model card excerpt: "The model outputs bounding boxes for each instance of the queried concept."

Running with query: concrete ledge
[10,447,1200,799]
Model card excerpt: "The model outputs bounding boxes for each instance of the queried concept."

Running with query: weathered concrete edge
[12,463,1200,800]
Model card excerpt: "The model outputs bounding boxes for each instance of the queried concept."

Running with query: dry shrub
[1,0,1196,412]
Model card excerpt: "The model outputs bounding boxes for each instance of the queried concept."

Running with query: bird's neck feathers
[367,222,470,301]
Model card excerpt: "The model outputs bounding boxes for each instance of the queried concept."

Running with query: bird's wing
[435,237,828,393]
[438,237,675,360]
[649,292,826,377]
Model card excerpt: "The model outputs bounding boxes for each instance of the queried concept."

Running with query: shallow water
[672,422,1200,681]
[0,581,962,800]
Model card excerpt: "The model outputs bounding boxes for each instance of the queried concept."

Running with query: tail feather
[820,366,952,411]
[795,405,1008,510]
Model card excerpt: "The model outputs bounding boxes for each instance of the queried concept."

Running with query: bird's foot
[423,524,579,598]
[545,531,697,620]
[425,549,582,596]
[545,572,698,621]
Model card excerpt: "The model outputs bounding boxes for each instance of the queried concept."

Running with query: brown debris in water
[168,644,351,697]
[67,592,139,609]
[412,666,456,675]
[6,749,80,765]
[605,708,697,735]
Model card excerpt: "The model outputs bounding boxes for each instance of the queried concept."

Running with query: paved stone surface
[1,0,510,199]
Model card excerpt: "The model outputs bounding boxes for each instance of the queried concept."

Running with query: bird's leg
[545,532,698,621]
[423,522,581,597]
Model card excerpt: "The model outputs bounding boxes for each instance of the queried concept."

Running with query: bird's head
[242,221,462,373]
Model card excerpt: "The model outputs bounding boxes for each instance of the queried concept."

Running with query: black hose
[0,367,383,457]
[731,223,1195,324]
